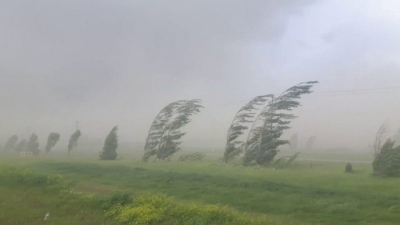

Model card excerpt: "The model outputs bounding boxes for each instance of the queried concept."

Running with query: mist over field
[1,0,400,152]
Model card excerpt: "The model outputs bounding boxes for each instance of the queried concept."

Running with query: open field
[0,152,399,225]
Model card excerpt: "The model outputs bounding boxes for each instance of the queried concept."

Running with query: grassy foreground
[1,154,400,224]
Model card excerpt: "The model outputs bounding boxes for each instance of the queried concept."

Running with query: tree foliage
[223,95,272,163]
[143,100,187,161]
[4,135,18,151]
[68,130,81,154]
[45,133,60,153]
[100,126,118,160]
[223,81,317,166]
[373,139,400,176]
[14,139,27,152]
[26,133,40,155]
[143,99,203,161]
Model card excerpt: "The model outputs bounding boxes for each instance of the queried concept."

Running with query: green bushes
[373,139,400,177]
[345,163,353,173]
[102,193,269,225]
[0,166,67,191]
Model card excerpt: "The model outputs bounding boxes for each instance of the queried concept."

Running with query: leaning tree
[224,81,318,165]
[14,139,27,152]
[68,130,81,155]
[223,95,271,163]
[100,126,118,160]
[4,135,18,151]
[143,99,203,162]
[45,132,60,153]
[26,133,40,155]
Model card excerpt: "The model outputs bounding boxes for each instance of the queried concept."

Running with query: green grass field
[0,152,399,225]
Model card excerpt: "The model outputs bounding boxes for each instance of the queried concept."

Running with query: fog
[1,0,400,152]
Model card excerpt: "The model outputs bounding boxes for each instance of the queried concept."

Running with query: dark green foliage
[26,133,40,155]
[99,126,118,160]
[100,192,133,210]
[373,139,400,176]
[143,100,187,161]
[4,135,18,151]
[224,95,272,163]
[178,152,205,162]
[143,99,203,161]
[345,163,353,173]
[305,136,317,149]
[14,139,26,152]
[157,99,203,160]
[45,133,60,153]
[68,130,81,154]
[244,81,318,165]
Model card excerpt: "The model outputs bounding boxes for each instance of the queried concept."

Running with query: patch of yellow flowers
[105,193,271,225]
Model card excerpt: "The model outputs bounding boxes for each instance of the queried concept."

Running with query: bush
[345,163,353,173]
[373,139,400,176]
[0,166,68,191]
[100,192,133,210]
[104,193,269,225]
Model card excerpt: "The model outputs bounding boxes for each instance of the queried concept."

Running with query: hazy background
[1,0,400,152]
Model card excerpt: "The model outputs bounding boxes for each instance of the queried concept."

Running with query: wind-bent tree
[373,139,400,176]
[4,135,18,151]
[290,133,298,150]
[305,136,317,149]
[100,126,118,160]
[143,99,203,161]
[14,139,27,152]
[223,95,272,163]
[26,133,40,155]
[143,100,187,161]
[45,133,60,153]
[372,123,389,155]
[243,81,318,165]
[68,130,81,155]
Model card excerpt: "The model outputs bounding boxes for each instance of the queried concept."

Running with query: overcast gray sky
[1,0,400,151]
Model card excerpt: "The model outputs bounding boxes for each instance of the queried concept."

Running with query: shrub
[104,193,269,225]
[0,166,67,191]
[345,163,353,173]
[373,139,400,176]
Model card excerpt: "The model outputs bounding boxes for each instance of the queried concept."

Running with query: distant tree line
[2,82,320,165]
